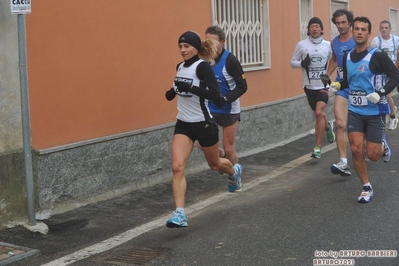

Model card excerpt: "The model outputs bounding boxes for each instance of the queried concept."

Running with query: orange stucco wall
[26,1,214,149]
[26,0,399,150]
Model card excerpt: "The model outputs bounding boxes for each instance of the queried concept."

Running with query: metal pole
[17,14,36,226]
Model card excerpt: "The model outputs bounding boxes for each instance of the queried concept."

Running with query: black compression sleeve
[224,53,248,103]
[370,51,399,94]
[190,62,220,101]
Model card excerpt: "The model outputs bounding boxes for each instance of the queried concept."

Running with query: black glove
[319,73,331,86]
[215,96,227,108]
[165,88,177,101]
[301,54,311,68]
[174,81,192,93]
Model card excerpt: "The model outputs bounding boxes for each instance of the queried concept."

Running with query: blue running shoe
[228,164,242,192]
[330,160,352,176]
[382,135,391,163]
[166,211,188,228]
[357,186,373,203]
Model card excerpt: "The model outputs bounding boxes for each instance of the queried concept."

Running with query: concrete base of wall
[1,94,334,226]
[0,150,29,226]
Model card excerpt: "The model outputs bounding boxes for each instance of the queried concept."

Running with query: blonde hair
[198,38,219,65]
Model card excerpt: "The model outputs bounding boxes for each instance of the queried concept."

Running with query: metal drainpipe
[17,14,36,226]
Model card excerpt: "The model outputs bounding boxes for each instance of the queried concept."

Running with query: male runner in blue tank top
[330,17,399,203]
[205,26,248,166]
[325,9,355,176]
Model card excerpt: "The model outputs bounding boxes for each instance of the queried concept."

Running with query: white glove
[366,92,381,104]
[328,85,337,94]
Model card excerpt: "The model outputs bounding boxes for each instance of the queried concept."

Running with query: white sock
[340,158,348,164]
[363,182,371,188]
[176,207,184,214]
[228,166,236,181]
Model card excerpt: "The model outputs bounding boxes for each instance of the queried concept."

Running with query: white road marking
[42,143,337,266]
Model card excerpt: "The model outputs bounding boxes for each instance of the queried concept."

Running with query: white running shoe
[357,186,373,203]
[389,117,398,130]
[330,160,352,176]
[382,135,391,163]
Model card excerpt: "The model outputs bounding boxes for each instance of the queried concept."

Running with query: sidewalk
[0,130,322,265]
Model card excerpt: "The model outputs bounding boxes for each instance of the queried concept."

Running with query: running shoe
[311,145,321,159]
[228,164,242,192]
[330,160,352,176]
[389,117,398,130]
[326,121,336,143]
[357,185,373,203]
[382,135,391,163]
[166,211,188,228]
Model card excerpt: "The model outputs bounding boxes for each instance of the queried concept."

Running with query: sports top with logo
[291,37,332,90]
[174,59,213,123]
[332,35,356,81]
[207,49,245,115]
[371,35,399,64]
[346,48,389,115]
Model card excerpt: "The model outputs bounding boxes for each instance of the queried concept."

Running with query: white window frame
[389,8,399,35]
[330,0,349,40]
[211,0,270,71]
[299,0,313,40]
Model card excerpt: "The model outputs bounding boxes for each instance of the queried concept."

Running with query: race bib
[309,67,325,80]
[349,90,368,106]
[337,67,344,80]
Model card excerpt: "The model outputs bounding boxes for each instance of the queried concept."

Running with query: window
[390,8,398,35]
[300,0,313,40]
[212,0,270,70]
[330,0,349,40]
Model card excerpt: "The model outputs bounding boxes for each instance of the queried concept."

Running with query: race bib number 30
[349,90,368,106]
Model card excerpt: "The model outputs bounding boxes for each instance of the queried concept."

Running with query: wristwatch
[379,88,385,94]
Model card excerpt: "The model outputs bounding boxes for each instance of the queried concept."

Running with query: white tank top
[174,60,212,122]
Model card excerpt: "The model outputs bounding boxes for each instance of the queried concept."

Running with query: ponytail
[198,38,219,65]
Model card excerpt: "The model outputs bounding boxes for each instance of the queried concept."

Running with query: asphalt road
[1,103,399,266]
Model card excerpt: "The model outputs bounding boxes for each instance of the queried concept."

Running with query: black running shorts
[304,87,329,111]
[174,119,219,147]
[211,113,240,127]
[347,111,385,143]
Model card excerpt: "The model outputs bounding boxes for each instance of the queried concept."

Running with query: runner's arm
[190,61,221,101]
[224,54,248,103]
[290,43,303,69]
[370,51,399,94]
